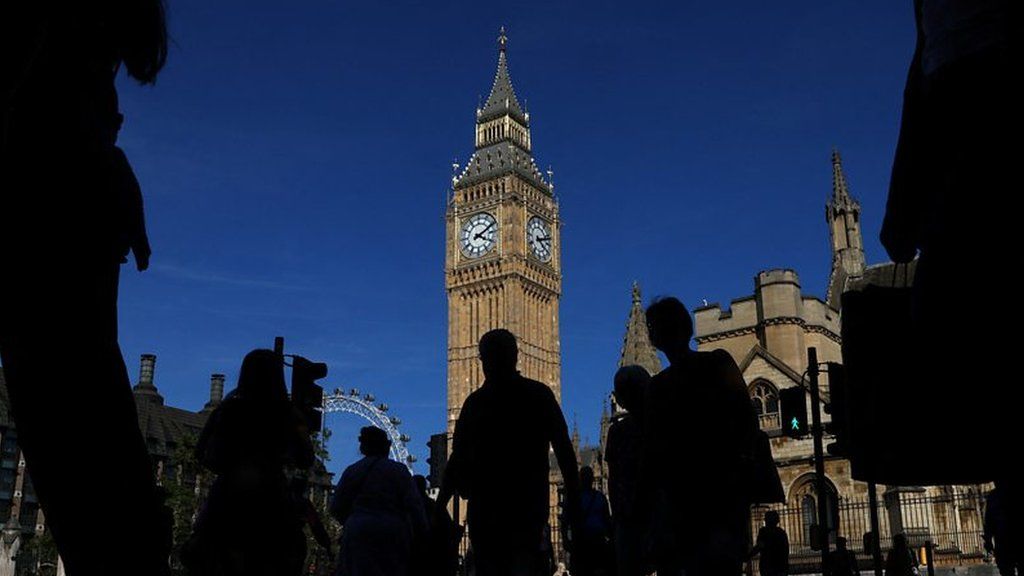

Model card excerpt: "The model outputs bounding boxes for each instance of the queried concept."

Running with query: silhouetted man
[575,466,612,576]
[438,329,580,576]
[642,297,758,576]
[984,484,1021,576]
[749,511,788,576]
[606,365,650,576]
[827,537,859,576]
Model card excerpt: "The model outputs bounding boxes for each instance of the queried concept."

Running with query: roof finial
[498,26,507,53]
[632,281,642,305]
[831,147,851,202]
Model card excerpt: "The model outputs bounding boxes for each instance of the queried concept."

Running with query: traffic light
[824,362,851,457]
[780,386,808,438]
[427,433,448,489]
[291,355,327,433]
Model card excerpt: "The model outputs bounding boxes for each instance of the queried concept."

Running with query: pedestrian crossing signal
[780,386,808,439]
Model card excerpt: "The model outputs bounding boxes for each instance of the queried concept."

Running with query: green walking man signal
[780,386,809,439]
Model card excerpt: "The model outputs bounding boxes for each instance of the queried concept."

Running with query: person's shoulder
[520,376,557,398]
[698,348,736,367]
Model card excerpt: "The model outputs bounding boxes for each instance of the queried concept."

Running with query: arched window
[750,380,780,431]
[790,474,840,549]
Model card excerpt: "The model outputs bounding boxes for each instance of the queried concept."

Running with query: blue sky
[113,1,916,474]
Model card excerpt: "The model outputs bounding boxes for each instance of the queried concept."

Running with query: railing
[749,487,990,574]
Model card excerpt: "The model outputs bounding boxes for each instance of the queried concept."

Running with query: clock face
[460,212,498,258]
[527,217,552,262]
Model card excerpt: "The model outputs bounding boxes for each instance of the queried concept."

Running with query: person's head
[764,510,780,527]
[359,426,391,457]
[479,329,518,379]
[613,365,650,414]
[836,536,848,551]
[892,534,908,550]
[106,0,169,84]
[645,297,693,356]
[413,474,428,494]
[580,466,595,489]
[236,349,287,405]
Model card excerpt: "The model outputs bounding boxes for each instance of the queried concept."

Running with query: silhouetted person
[606,365,650,576]
[748,511,788,576]
[1,2,170,574]
[984,484,1021,576]
[884,535,918,576]
[289,476,334,575]
[412,475,433,576]
[880,0,1018,475]
[641,297,759,576]
[540,524,556,576]
[575,466,613,576]
[437,329,581,576]
[828,537,859,576]
[331,426,427,576]
[188,349,314,576]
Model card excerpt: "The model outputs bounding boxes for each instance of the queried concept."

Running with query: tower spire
[831,148,852,204]
[619,282,662,376]
[480,28,525,124]
[826,148,865,306]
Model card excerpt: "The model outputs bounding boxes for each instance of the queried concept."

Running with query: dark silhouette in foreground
[984,484,1022,576]
[331,426,426,576]
[827,537,859,576]
[184,349,314,576]
[874,0,1018,482]
[412,474,462,576]
[606,365,650,576]
[748,511,788,576]
[437,329,581,576]
[642,297,759,576]
[884,534,918,576]
[574,466,613,576]
[1,2,170,574]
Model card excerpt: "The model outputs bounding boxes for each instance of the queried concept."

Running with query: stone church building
[597,152,988,569]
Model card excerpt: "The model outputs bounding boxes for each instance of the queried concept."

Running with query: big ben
[446,29,562,434]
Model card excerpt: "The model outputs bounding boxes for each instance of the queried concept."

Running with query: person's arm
[436,397,473,522]
[548,389,581,538]
[881,0,927,264]
[748,528,765,559]
[403,471,429,538]
[329,468,356,524]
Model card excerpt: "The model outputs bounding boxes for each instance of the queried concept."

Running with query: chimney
[133,353,164,404]
[137,354,157,390]
[206,374,225,409]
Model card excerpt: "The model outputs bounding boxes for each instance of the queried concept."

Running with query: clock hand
[474,222,495,240]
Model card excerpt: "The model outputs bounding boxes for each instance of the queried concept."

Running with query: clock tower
[446,29,562,433]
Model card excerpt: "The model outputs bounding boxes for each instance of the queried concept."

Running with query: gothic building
[446,29,562,436]
[689,151,985,567]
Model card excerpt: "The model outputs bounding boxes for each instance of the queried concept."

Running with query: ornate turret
[826,149,865,306]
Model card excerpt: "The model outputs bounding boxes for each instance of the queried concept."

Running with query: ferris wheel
[323,388,416,472]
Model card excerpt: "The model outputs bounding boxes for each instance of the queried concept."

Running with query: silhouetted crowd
[1,0,1021,575]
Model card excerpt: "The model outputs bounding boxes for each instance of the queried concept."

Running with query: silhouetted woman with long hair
[1,2,170,575]
[189,349,314,576]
